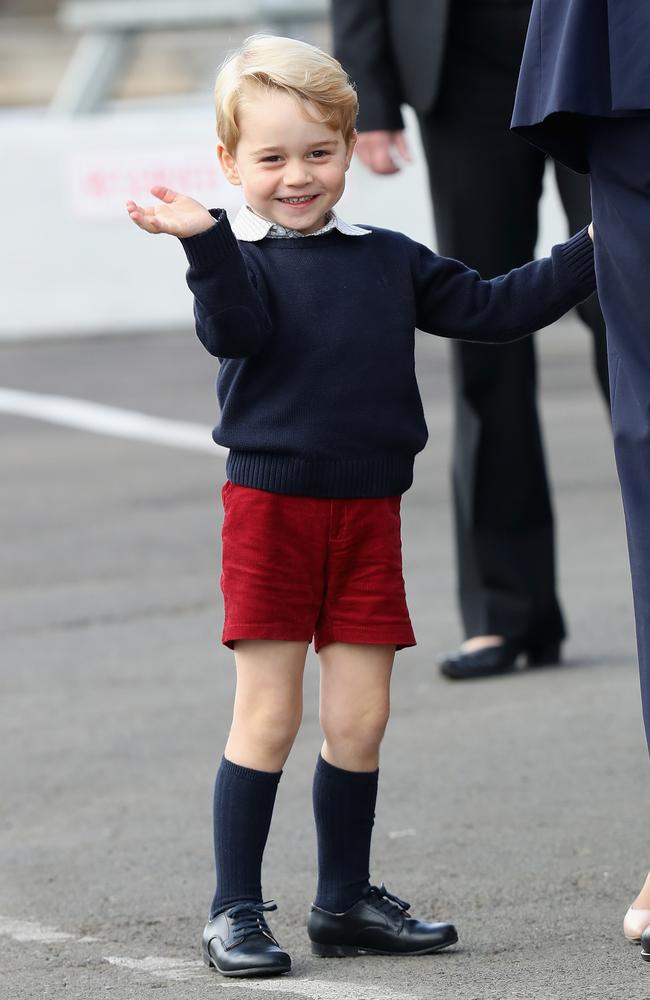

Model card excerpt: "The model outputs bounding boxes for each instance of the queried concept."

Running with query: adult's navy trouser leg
[588,116,650,754]
[418,2,566,644]
[420,1,608,644]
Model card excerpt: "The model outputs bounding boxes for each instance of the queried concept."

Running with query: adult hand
[355,131,412,175]
[126,186,215,237]
[588,222,594,240]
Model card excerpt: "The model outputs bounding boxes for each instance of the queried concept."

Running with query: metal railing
[50,0,328,115]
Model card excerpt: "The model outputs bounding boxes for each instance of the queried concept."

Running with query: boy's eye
[309,149,329,159]
[261,155,282,163]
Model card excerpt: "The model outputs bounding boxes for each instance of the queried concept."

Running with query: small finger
[150,185,177,203]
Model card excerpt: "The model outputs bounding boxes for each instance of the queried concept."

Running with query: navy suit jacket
[331,0,449,131]
[512,0,650,172]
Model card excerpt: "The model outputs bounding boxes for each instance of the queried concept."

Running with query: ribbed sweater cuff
[179,208,238,269]
[557,226,595,291]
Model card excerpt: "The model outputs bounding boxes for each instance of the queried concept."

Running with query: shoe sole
[441,657,561,680]
[203,943,291,978]
[440,665,516,680]
[641,948,650,963]
[440,642,561,680]
[310,931,458,958]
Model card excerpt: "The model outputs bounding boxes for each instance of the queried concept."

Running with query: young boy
[127,34,595,978]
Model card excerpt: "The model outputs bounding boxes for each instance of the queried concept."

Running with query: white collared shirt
[231,204,371,241]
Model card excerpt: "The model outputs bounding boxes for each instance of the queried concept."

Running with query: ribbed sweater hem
[225,450,414,498]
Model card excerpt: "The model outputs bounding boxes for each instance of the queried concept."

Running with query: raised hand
[126,185,215,238]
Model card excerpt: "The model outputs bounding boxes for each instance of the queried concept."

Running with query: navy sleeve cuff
[179,209,240,270]
[557,226,595,292]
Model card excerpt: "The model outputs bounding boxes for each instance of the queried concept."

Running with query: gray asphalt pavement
[3,318,650,1000]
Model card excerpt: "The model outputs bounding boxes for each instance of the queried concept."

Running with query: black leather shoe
[641,926,650,962]
[439,639,561,680]
[202,900,291,977]
[307,883,458,957]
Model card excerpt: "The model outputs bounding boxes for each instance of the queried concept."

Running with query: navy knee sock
[312,754,379,913]
[209,756,282,918]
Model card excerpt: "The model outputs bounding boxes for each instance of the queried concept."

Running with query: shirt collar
[232,204,371,241]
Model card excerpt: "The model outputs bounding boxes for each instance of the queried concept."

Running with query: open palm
[126,185,215,238]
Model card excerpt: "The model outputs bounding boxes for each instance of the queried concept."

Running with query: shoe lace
[367,883,411,915]
[225,900,278,944]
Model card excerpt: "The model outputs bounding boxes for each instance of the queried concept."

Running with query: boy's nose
[283,162,313,186]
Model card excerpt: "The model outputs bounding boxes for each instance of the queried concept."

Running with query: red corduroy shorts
[220,482,416,653]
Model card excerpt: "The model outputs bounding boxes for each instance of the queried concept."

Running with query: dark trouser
[417,0,608,644]
[588,117,650,754]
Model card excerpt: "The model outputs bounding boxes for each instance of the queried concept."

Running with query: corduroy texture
[220,484,415,652]
[312,754,379,913]
[209,756,281,918]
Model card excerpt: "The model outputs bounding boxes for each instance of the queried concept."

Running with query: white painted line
[2,913,421,1000]
[215,977,420,999]
[388,828,416,840]
[104,955,420,999]
[0,916,75,944]
[105,955,205,982]
[0,388,227,456]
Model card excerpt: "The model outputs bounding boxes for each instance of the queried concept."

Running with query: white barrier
[0,105,566,340]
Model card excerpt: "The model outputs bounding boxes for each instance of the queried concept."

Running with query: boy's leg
[209,485,327,976]
[313,642,393,911]
[309,641,457,956]
[213,484,327,916]
[204,639,306,978]
[211,639,307,916]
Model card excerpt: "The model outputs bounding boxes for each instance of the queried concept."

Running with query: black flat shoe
[641,926,650,962]
[307,883,458,957]
[438,639,561,680]
[202,900,291,978]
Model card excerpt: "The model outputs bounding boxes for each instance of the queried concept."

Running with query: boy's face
[218,88,356,235]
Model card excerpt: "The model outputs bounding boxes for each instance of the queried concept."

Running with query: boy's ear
[217,143,241,186]
[345,130,358,169]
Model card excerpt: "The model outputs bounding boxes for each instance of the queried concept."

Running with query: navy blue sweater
[181,211,595,498]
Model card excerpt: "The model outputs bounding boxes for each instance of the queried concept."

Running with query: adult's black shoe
[438,639,561,680]
[202,900,291,978]
[641,926,650,962]
[307,883,458,957]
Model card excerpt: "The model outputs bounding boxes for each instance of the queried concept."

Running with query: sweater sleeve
[413,228,596,343]
[179,209,271,358]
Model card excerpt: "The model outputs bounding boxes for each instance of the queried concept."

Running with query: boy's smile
[218,88,357,235]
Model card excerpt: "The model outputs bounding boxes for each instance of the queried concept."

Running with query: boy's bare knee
[320,704,389,757]
[236,702,302,756]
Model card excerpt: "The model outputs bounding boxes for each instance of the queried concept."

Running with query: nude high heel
[623,907,650,943]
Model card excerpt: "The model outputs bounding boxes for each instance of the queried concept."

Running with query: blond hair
[215,34,358,153]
